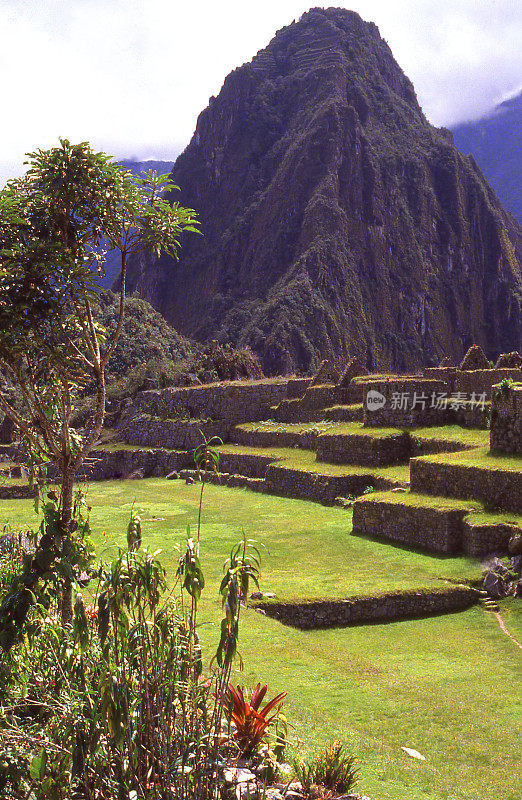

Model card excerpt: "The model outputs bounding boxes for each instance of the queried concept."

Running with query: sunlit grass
[1,479,521,800]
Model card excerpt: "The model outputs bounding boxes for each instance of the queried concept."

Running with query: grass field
[1,479,521,800]
[416,446,522,472]
[217,444,412,484]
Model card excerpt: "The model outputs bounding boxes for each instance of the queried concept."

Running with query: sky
[0,0,521,185]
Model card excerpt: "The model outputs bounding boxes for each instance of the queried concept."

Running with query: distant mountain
[452,92,521,224]
[97,159,175,289]
[119,159,176,177]
[125,8,522,374]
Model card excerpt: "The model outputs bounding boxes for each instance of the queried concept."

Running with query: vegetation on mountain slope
[452,91,522,225]
[125,8,522,375]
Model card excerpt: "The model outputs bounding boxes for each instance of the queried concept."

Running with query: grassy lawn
[409,425,490,448]
[217,444,412,484]
[415,446,522,472]
[1,480,521,800]
[358,490,483,512]
[464,509,522,527]
[241,422,490,449]
[239,421,405,438]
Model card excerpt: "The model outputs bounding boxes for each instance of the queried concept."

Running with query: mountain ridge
[451,91,521,225]
[125,7,522,374]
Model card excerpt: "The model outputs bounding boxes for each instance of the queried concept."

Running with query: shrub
[292,741,359,795]
[0,444,285,799]
[225,683,286,756]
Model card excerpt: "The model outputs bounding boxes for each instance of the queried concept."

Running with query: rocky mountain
[124,7,522,374]
[451,91,521,225]
[98,159,175,288]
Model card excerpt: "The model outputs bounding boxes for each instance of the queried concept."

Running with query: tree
[0,139,197,620]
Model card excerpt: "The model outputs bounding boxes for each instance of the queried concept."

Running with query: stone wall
[230,425,318,450]
[254,587,479,629]
[423,367,456,392]
[409,436,472,457]
[0,484,36,499]
[272,398,309,422]
[178,470,266,492]
[265,464,376,503]
[300,385,352,410]
[323,404,364,423]
[125,379,291,426]
[123,417,230,450]
[216,451,277,479]
[423,367,522,400]
[316,430,411,466]
[410,456,522,515]
[462,518,519,557]
[455,369,522,398]
[273,382,364,422]
[286,377,311,398]
[77,448,193,481]
[448,401,490,429]
[363,379,448,427]
[352,495,472,553]
[490,383,522,455]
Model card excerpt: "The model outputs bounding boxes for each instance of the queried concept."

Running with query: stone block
[490,382,522,455]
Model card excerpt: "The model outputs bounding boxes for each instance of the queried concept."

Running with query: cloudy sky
[1,0,520,185]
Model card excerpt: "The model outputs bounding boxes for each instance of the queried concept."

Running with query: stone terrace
[2,367,522,628]
[2,369,521,563]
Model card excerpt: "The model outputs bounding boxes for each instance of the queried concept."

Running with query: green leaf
[73,593,90,653]
[30,748,47,782]
[126,514,142,552]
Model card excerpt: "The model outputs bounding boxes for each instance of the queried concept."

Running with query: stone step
[482,600,500,612]
[410,448,522,514]
[352,491,480,554]
[462,514,521,557]
[78,447,193,481]
[265,463,378,504]
[216,448,281,478]
[323,404,364,422]
[218,444,408,503]
[127,379,291,424]
[121,416,230,450]
[273,384,362,422]
[271,398,324,423]
[229,423,319,450]
[178,470,265,492]
[316,429,410,467]
[254,586,479,629]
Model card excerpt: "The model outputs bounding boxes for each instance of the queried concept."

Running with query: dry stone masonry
[3,359,521,571]
[490,382,522,455]
[254,587,479,629]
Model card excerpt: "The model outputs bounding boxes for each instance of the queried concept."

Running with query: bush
[292,741,360,795]
[0,453,286,799]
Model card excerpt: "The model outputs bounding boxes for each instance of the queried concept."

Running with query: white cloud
[0,0,520,184]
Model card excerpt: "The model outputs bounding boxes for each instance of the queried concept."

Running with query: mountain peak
[125,11,522,374]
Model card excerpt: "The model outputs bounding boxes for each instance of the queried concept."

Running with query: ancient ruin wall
[490,383,522,455]
[255,587,479,629]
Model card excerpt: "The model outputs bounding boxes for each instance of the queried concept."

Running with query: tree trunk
[60,463,75,625]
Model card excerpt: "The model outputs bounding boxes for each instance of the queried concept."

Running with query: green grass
[409,425,489,448]
[500,597,522,642]
[217,443,411,484]
[0,480,479,600]
[464,509,522,527]
[0,476,29,487]
[239,421,404,438]
[1,480,521,800]
[415,446,522,472]
[359,490,482,512]
[94,441,183,453]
